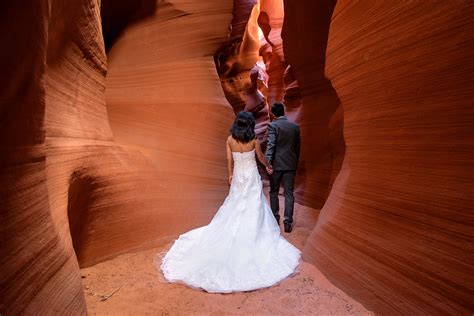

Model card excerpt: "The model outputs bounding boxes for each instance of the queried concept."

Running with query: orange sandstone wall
[104,0,235,256]
[2,0,473,314]
[44,0,183,269]
[1,0,235,312]
[258,0,285,107]
[215,0,268,136]
[282,0,344,208]
[302,1,474,314]
[0,1,95,313]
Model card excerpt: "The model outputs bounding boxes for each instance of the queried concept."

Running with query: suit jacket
[265,116,301,171]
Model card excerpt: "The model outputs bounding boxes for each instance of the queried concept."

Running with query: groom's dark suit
[265,116,301,226]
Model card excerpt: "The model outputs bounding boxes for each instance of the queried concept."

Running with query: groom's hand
[266,166,273,175]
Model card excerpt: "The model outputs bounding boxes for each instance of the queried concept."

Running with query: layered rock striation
[1,0,473,314]
[302,1,474,314]
[282,0,344,208]
[103,0,235,263]
[1,0,235,313]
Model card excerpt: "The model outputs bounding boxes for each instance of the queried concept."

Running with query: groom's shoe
[284,223,292,233]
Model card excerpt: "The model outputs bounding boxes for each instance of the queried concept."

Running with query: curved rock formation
[258,0,285,107]
[215,0,268,137]
[2,0,473,314]
[44,0,173,269]
[0,1,96,313]
[104,1,235,263]
[301,1,474,314]
[282,0,344,209]
[1,0,235,312]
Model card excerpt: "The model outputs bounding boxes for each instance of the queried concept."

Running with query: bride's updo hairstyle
[230,111,256,143]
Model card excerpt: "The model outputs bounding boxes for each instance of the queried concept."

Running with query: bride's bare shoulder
[227,136,236,151]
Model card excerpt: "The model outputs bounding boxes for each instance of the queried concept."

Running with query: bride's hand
[266,166,273,175]
[228,175,233,185]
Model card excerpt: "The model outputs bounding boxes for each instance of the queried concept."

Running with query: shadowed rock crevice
[101,0,236,259]
[214,0,267,132]
[101,0,157,52]
[257,1,286,108]
[67,172,98,263]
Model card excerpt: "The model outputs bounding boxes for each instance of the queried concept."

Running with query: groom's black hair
[271,103,285,117]
[230,111,256,143]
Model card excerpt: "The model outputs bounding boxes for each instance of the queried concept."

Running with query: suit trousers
[269,170,296,225]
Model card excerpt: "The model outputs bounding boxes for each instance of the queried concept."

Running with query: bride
[159,111,301,293]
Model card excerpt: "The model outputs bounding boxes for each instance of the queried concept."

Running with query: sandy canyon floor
[81,195,373,315]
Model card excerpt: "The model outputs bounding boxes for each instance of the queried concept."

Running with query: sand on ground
[81,195,373,315]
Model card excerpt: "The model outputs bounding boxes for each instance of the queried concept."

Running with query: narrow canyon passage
[1,0,473,315]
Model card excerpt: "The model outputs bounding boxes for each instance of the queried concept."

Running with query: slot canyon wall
[1,1,96,313]
[102,0,235,251]
[300,0,474,314]
[216,0,344,206]
[214,0,269,137]
[1,0,473,314]
[1,0,235,313]
[282,0,344,208]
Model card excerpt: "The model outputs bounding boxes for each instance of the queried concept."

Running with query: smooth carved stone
[215,0,265,126]
[229,0,258,41]
[0,0,101,313]
[100,0,157,52]
[103,0,235,263]
[1,0,235,313]
[282,0,345,208]
[303,1,474,314]
[258,0,286,106]
[282,64,302,116]
[2,0,472,314]
[44,0,234,269]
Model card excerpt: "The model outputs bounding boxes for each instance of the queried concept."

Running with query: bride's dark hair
[230,111,256,143]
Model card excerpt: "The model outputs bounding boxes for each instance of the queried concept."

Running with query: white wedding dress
[159,149,301,293]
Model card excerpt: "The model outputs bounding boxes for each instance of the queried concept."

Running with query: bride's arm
[255,139,273,174]
[226,137,233,184]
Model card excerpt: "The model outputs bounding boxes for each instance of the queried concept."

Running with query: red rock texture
[215,0,269,137]
[302,1,474,314]
[282,0,345,209]
[45,0,234,270]
[258,0,286,107]
[1,0,473,314]
[103,1,235,263]
[1,0,235,312]
[1,1,96,313]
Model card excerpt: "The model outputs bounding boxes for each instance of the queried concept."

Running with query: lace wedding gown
[159,149,301,293]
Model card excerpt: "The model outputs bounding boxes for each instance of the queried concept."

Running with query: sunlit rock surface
[103,0,235,265]
[258,0,285,107]
[215,0,270,138]
[1,0,472,314]
[302,1,474,314]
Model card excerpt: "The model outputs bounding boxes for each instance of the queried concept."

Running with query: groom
[265,103,301,233]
